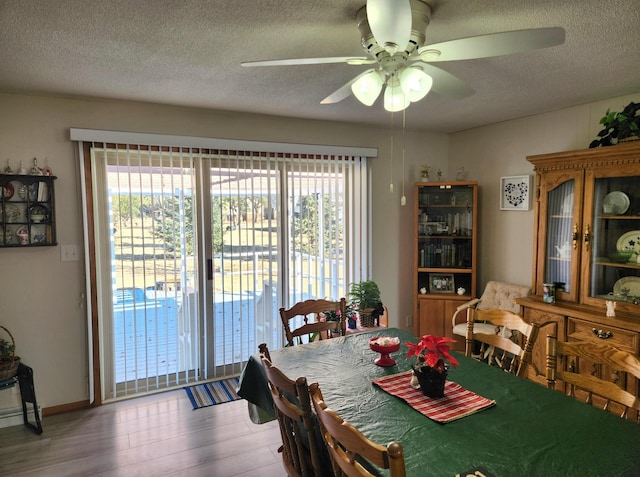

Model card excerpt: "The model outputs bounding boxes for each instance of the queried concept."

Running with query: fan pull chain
[389,109,394,193]
[400,109,406,206]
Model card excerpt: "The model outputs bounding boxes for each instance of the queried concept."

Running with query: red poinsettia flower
[405,334,459,370]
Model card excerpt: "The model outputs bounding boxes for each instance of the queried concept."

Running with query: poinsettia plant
[405,334,459,373]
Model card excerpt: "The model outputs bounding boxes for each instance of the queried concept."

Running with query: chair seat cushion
[476,281,531,314]
[452,322,498,337]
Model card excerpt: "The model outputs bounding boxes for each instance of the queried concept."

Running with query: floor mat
[184,377,240,409]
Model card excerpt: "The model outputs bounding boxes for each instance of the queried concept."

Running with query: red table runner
[372,370,495,423]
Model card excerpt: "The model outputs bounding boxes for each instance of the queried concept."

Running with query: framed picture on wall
[500,175,531,211]
[428,273,455,293]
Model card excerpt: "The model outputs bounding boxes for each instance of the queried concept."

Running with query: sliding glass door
[83,140,370,402]
[203,155,354,376]
[99,149,200,399]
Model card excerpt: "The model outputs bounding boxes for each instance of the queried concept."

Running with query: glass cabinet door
[416,183,476,298]
[544,180,574,293]
[585,171,640,309]
[538,169,584,303]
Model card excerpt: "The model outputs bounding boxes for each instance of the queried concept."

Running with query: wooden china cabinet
[413,181,477,348]
[518,142,640,419]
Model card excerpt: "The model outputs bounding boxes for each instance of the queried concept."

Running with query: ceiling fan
[241,0,565,112]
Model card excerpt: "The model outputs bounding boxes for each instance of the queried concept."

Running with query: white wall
[0,92,444,410]
[449,92,640,290]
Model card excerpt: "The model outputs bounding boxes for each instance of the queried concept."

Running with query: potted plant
[589,101,640,147]
[320,302,359,330]
[348,280,384,327]
[0,326,20,380]
[405,334,459,398]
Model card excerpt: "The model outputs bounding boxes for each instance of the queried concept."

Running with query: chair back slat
[280,298,347,346]
[309,383,406,477]
[546,335,640,420]
[465,308,540,377]
[261,355,325,476]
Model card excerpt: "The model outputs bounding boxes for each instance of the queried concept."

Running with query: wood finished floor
[0,390,284,476]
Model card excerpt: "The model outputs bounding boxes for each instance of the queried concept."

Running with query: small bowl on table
[369,336,401,367]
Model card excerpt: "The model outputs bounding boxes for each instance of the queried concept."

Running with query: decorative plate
[613,276,640,298]
[1,182,14,199]
[616,230,640,253]
[3,204,21,223]
[602,191,630,215]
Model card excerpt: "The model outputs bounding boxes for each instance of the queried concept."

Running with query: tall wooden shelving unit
[413,181,477,347]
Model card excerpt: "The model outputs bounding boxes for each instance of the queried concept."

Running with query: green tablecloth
[238,328,640,477]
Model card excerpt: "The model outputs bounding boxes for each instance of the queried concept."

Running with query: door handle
[583,224,591,252]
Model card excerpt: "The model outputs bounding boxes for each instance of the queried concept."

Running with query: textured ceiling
[0,0,638,133]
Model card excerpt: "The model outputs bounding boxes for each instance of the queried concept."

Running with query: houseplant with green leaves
[348,280,384,327]
[320,302,359,329]
[589,101,640,147]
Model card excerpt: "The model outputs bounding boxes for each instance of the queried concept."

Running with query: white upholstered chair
[451,280,531,338]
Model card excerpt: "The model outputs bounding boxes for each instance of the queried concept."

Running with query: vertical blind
[76,131,374,401]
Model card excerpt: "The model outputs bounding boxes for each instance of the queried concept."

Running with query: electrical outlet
[406,315,413,327]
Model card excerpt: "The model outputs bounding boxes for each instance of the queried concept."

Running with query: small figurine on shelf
[421,165,430,181]
[456,166,466,181]
[605,300,616,317]
[42,157,53,176]
[17,160,27,175]
[3,159,13,174]
[30,157,43,175]
[437,169,442,181]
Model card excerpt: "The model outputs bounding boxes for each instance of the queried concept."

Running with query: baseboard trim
[43,399,91,417]
[0,405,41,429]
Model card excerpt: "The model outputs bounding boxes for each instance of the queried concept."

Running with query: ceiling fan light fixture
[399,67,433,102]
[351,69,384,106]
[367,0,412,54]
[384,77,410,112]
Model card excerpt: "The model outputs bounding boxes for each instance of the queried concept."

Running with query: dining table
[237,328,640,476]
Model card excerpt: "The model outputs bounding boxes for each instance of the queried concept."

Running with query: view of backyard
[108,188,345,385]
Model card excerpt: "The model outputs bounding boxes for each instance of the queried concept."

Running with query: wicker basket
[359,309,377,327]
[0,325,20,381]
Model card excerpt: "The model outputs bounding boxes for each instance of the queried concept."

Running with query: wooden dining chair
[258,342,272,361]
[260,352,326,477]
[465,308,539,377]
[546,335,640,421]
[452,280,531,339]
[280,298,347,346]
[309,382,406,477]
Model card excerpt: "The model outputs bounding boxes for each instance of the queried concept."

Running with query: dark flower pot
[347,318,357,329]
[413,365,448,398]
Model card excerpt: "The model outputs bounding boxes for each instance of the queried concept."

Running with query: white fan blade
[241,56,373,67]
[321,71,374,104]
[367,0,411,53]
[418,27,565,62]
[412,62,474,99]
